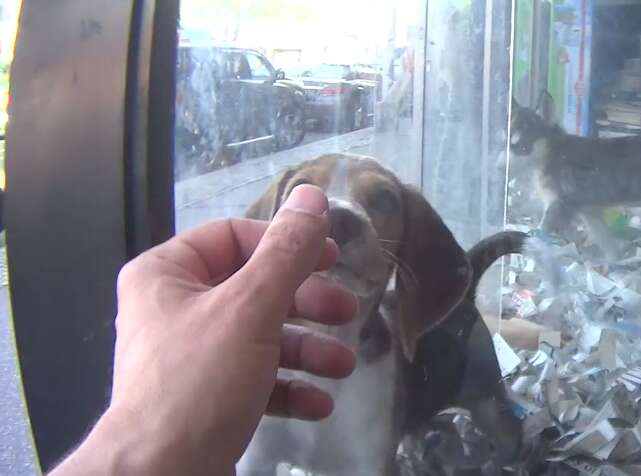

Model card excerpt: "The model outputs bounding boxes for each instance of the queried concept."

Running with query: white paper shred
[492,332,522,377]
[398,219,641,475]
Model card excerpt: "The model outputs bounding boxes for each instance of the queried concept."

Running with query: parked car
[351,64,384,98]
[175,40,306,177]
[286,63,378,133]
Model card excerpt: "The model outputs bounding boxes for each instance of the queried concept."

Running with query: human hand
[50,185,357,476]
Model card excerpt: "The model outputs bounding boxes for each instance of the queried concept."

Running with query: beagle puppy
[238,153,472,476]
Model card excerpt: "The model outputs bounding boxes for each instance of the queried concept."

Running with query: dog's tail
[466,230,529,298]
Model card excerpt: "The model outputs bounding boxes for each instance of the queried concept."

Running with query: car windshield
[291,64,350,80]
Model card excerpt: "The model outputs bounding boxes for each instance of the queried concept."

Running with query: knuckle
[265,212,325,259]
[116,260,140,292]
[113,312,127,334]
[270,224,306,258]
[116,253,160,298]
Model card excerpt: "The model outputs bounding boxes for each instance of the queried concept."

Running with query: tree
[181,0,317,30]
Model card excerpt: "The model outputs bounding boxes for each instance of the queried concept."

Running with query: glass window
[173,0,641,474]
[229,51,252,79]
[293,63,352,80]
[245,52,273,80]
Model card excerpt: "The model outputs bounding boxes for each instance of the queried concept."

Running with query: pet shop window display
[474,3,641,476]
[169,1,641,475]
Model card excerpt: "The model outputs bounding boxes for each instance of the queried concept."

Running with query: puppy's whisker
[398,265,419,288]
[381,248,397,263]
[382,249,418,287]
[397,266,419,290]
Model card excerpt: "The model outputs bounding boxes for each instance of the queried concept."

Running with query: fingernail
[282,184,328,216]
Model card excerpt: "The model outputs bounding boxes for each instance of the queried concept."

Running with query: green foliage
[183,0,317,23]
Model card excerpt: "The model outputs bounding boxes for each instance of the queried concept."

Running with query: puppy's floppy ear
[396,186,472,362]
[536,90,557,126]
[245,168,295,220]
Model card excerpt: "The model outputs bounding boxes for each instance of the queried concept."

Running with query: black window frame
[6,0,178,470]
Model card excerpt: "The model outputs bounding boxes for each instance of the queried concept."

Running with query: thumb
[228,185,331,329]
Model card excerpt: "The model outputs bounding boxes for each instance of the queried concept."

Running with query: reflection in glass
[174,0,641,474]
[501,3,641,476]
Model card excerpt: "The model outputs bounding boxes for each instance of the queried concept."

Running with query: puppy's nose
[328,207,364,247]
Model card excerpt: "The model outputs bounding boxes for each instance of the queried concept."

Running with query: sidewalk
[0,247,38,476]
[175,123,419,232]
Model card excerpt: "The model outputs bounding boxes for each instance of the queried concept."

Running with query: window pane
[503,2,641,475]
[175,0,425,228]
[174,0,641,474]
[246,52,272,80]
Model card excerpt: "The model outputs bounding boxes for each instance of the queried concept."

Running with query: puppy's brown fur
[239,153,471,476]
[246,153,471,360]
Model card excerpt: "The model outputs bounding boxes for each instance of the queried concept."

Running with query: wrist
[49,405,236,476]
[48,407,174,476]
[47,408,143,476]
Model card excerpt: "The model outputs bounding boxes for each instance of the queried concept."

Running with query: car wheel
[275,105,306,149]
[193,133,230,174]
[194,149,222,174]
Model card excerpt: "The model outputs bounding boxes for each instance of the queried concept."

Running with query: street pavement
[175,123,419,231]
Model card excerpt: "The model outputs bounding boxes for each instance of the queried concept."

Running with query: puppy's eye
[368,189,399,213]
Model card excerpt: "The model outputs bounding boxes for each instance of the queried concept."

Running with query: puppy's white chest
[239,351,399,476]
[312,353,398,472]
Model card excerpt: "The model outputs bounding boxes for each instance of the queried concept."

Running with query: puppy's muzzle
[328,206,366,248]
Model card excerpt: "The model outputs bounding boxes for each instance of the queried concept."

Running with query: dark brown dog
[398,231,527,470]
